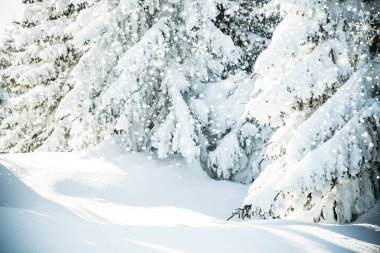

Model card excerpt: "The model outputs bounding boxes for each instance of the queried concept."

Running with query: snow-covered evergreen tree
[0,1,87,152]
[0,23,20,127]
[0,0,277,182]
[241,0,380,223]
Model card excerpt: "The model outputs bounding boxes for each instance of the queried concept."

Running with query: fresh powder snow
[0,140,379,252]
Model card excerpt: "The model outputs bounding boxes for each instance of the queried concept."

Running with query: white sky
[0,0,24,40]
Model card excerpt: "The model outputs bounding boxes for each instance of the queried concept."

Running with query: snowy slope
[0,141,379,253]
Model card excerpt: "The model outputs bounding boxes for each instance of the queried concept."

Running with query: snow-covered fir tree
[0,23,19,125]
[0,0,277,183]
[0,1,86,152]
[241,0,380,223]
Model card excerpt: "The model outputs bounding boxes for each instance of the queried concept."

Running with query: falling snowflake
[351,11,380,45]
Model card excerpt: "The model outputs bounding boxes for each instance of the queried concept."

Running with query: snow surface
[0,141,379,253]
